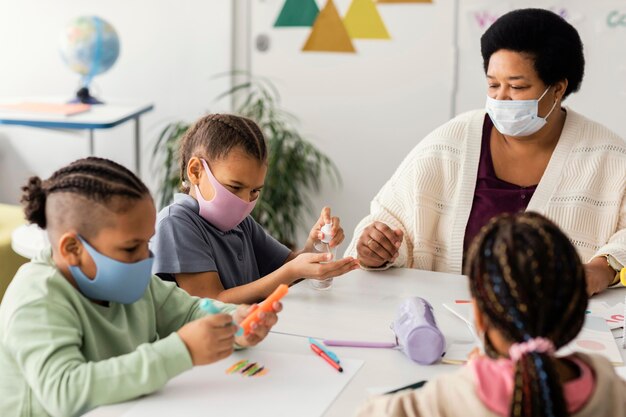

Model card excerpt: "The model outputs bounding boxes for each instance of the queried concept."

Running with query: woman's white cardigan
[345,108,626,275]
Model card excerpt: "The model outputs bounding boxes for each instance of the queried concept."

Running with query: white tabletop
[71,268,626,417]
[274,268,474,416]
[86,268,472,417]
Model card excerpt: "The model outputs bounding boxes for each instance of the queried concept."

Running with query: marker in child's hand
[239,284,288,335]
[199,299,243,336]
[199,299,220,314]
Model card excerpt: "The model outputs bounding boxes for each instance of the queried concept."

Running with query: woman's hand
[303,207,345,252]
[356,222,404,268]
[584,257,616,296]
[233,303,282,347]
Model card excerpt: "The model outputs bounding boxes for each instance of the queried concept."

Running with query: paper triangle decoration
[302,0,356,53]
[377,0,432,3]
[274,0,320,27]
[344,0,390,39]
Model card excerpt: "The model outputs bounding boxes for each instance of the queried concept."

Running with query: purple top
[464,115,537,253]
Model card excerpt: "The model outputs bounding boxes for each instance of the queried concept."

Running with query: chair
[0,204,28,302]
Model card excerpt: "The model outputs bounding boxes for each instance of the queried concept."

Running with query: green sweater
[0,249,236,417]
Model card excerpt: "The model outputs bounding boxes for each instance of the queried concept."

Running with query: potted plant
[151,76,340,248]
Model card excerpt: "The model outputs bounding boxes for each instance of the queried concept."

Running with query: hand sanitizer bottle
[309,224,336,290]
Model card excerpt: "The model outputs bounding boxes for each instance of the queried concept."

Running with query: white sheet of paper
[615,366,626,381]
[444,305,623,365]
[366,387,395,396]
[586,301,624,330]
[560,315,623,365]
[442,302,479,343]
[442,342,477,364]
[442,303,474,330]
[120,350,364,417]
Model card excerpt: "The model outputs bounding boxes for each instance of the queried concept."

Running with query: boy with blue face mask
[0,157,281,417]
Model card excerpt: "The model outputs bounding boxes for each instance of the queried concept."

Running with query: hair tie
[509,337,555,362]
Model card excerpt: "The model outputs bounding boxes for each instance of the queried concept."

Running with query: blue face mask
[68,236,154,304]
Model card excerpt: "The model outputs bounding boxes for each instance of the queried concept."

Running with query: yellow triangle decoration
[344,0,391,39]
[302,0,356,53]
[377,0,432,3]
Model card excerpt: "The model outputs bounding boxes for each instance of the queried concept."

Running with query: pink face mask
[193,159,257,232]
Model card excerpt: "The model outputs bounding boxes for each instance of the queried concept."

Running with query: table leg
[134,117,141,176]
[88,129,95,155]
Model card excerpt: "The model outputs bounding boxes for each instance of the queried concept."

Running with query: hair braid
[465,212,587,417]
[20,157,149,229]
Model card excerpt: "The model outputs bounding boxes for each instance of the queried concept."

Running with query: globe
[59,16,120,104]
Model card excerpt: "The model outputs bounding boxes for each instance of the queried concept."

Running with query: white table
[0,98,153,174]
[85,268,479,417]
[79,268,626,417]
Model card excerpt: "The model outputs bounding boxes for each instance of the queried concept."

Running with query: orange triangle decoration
[302,0,356,53]
[344,0,390,39]
[377,0,432,3]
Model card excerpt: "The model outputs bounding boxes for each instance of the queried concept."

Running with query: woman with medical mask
[345,8,626,295]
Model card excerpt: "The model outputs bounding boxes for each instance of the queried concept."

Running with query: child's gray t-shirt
[151,194,291,289]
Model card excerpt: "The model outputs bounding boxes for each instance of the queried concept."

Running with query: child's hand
[177,314,237,366]
[467,347,482,362]
[289,252,360,280]
[304,207,345,252]
[233,302,282,347]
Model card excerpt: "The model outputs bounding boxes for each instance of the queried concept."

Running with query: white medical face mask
[485,86,558,137]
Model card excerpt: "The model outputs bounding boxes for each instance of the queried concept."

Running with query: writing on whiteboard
[472,7,570,31]
[607,10,626,27]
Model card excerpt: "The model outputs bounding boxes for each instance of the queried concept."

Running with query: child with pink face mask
[151,114,359,304]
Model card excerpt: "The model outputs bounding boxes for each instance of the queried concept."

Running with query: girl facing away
[0,157,280,417]
[357,212,626,417]
[151,114,359,304]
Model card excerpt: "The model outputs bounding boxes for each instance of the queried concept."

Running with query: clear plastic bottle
[309,223,336,290]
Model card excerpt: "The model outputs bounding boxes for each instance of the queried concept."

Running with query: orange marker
[240,284,288,335]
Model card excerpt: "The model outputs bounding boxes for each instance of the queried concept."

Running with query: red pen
[311,343,343,373]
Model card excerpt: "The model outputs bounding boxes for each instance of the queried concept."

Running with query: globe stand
[71,87,104,105]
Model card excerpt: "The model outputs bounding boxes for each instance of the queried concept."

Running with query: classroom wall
[250,0,457,246]
[0,1,232,204]
[3,1,624,249]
